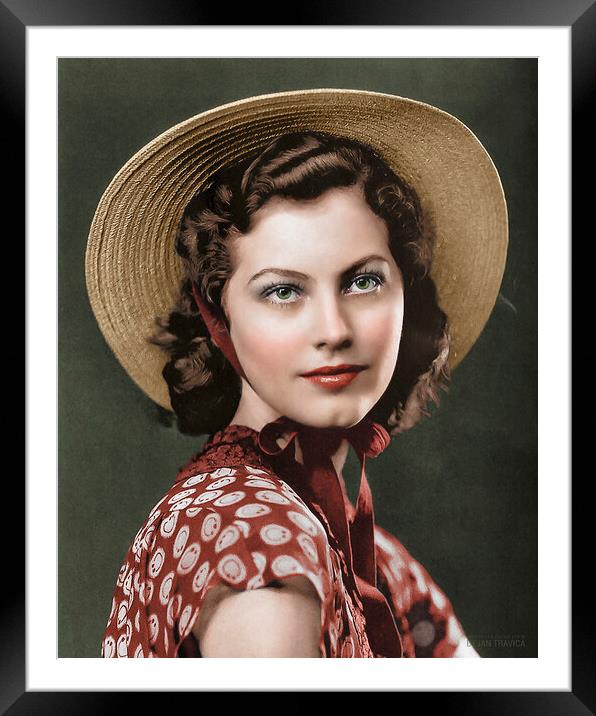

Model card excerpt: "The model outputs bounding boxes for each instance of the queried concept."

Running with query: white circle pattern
[160,511,179,538]
[169,497,194,512]
[117,634,128,657]
[217,554,247,584]
[201,512,221,541]
[178,543,201,574]
[173,525,190,559]
[116,600,128,629]
[411,618,436,647]
[244,478,276,488]
[287,510,319,537]
[209,476,237,490]
[132,533,143,556]
[211,467,236,478]
[192,561,210,592]
[255,490,291,505]
[179,605,194,637]
[297,533,319,564]
[260,523,292,546]
[148,548,165,578]
[148,614,159,644]
[271,554,304,577]
[123,571,133,595]
[212,490,246,507]
[103,636,115,658]
[159,572,175,606]
[193,490,224,504]
[182,473,209,487]
[168,489,196,504]
[234,503,271,518]
[215,525,240,553]
[143,526,156,549]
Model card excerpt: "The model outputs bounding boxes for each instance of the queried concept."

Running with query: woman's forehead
[229,186,392,277]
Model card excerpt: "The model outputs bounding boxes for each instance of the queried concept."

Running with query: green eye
[262,284,301,305]
[348,274,383,293]
[355,277,374,290]
[275,287,295,301]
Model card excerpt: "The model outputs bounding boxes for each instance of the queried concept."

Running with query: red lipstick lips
[300,364,366,390]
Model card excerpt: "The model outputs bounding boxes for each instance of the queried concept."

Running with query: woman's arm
[193,575,323,657]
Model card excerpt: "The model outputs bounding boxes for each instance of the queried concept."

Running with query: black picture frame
[13,0,587,710]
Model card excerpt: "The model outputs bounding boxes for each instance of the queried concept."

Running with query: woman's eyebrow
[248,254,389,284]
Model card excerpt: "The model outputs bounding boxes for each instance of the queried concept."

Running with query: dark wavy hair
[150,131,450,436]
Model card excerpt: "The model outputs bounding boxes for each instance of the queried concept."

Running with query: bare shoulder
[193,576,322,657]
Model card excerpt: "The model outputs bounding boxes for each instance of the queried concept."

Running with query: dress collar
[201,416,390,470]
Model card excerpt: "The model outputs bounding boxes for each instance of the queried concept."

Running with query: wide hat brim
[85,88,508,412]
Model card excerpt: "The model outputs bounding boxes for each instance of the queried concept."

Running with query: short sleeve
[138,464,336,657]
[374,524,480,658]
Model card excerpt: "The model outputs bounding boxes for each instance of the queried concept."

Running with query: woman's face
[223,185,405,430]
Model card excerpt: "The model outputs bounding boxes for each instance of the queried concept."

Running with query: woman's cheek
[236,318,303,374]
[361,308,402,357]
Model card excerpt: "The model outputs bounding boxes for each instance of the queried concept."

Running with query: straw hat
[85,88,508,411]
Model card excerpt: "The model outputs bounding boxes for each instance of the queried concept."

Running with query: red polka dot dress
[101,421,479,658]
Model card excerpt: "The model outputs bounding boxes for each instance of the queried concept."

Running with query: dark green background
[58,58,537,658]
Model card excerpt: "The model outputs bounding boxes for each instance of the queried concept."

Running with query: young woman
[87,90,508,658]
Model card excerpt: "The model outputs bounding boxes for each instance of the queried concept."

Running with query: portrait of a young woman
[84,88,511,658]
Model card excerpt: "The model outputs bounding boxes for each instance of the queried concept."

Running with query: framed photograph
[15,2,584,710]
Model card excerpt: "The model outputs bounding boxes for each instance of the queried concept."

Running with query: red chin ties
[190,281,248,380]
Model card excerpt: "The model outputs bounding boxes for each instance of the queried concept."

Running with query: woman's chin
[291,405,370,430]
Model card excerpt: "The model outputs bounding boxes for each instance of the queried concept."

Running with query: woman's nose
[312,292,353,350]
